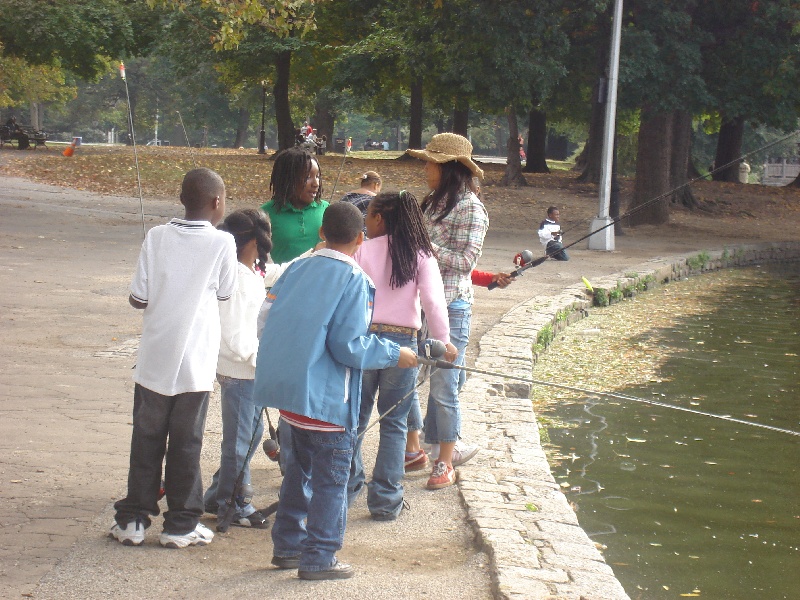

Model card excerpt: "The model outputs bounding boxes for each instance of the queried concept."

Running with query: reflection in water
[538,265,800,600]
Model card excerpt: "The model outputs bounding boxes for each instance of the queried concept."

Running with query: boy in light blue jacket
[254,202,417,580]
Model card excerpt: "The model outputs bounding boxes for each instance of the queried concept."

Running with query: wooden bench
[1,125,48,149]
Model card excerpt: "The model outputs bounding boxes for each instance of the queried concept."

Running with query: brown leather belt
[369,323,417,336]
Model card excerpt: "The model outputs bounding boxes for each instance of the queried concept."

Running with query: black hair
[547,206,559,217]
[322,202,363,245]
[269,148,322,211]
[218,208,273,269]
[368,191,434,289]
[420,160,474,223]
[180,167,225,211]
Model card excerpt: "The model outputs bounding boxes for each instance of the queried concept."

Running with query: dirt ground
[1,145,799,599]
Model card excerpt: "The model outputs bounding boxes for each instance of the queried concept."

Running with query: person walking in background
[255,202,418,580]
[538,206,569,261]
[111,168,237,548]
[348,190,457,519]
[405,133,489,490]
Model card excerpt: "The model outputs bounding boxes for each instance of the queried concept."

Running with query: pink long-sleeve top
[354,235,450,345]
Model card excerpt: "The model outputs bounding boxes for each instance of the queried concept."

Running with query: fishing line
[119,62,146,239]
[417,350,800,437]
[358,365,439,439]
[175,110,197,169]
[510,128,800,277]
[328,149,349,202]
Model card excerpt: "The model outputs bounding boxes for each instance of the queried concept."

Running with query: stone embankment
[458,241,800,599]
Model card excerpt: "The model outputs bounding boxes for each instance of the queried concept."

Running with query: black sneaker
[298,558,355,580]
[233,510,270,529]
[271,555,300,569]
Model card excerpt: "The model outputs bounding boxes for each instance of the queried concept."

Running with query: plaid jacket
[425,190,489,304]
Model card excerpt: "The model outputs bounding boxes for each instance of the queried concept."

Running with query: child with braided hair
[202,208,274,529]
[348,190,457,520]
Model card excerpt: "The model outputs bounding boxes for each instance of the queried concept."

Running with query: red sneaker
[404,450,429,472]
[426,461,456,490]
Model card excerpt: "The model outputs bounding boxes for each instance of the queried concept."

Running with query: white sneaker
[110,518,145,546]
[159,522,214,549]
[452,440,479,466]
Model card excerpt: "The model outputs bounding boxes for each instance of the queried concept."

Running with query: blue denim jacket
[253,249,400,429]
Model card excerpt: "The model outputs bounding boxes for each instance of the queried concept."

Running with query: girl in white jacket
[203,208,275,528]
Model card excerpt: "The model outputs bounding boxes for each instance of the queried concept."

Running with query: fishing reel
[513,249,535,267]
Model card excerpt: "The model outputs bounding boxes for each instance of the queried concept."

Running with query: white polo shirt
[131,218,238,396]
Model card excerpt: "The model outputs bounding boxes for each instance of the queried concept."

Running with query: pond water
[535,264,800,600]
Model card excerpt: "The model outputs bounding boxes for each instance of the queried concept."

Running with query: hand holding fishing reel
[488,249,546,290]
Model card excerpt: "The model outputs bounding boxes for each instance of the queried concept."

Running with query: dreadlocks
[269,147,323,211]
[369,190,434,289]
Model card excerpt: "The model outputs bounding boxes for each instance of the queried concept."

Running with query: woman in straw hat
[405,133,489,490]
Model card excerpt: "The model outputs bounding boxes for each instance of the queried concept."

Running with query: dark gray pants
[114,384,210,534]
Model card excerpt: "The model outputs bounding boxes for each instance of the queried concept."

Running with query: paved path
[0,175,769,598]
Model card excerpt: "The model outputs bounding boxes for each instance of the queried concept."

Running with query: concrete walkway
[2,175,787,599]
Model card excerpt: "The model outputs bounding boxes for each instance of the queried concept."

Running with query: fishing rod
[119,62,146,239]
[416,340,800,438]
[328,147,349,202]
[217,408,279,533]
[175,110,197,169]
[490,128,800,289]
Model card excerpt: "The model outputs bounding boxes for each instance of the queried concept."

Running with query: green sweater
[261,198,329,264]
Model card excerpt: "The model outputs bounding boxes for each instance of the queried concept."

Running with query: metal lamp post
[589,0,623,251]
[258,81,267,154]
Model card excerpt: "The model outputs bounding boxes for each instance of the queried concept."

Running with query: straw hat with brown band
[405,132,485,180]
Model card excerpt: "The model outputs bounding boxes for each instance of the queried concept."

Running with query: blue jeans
[349,332,418,518]
[424,302,471,444]
[271,425,356,571]
[203,375,263,519]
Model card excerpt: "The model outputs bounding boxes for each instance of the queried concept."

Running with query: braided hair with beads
[369,190,434,289]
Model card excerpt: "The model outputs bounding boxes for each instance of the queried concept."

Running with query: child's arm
[262,249,314,288]
[220,283,259,367]
[417,254,450,345]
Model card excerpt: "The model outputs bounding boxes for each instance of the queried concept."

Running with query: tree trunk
[233,107,249,148]
[712,116,745,182]
[789,171,800,187]
[407,78,423,150]
[577,78,606,183]
[628,108,673,226]
[523,104,549,173]
[670,109,701,208]
[274,50,294,151]
[493,115,505,155]
[453,101,468,137]
[312,97,336,151]
[499,107,527,186]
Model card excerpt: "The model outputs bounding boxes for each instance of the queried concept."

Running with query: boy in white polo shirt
[111,168,238,548]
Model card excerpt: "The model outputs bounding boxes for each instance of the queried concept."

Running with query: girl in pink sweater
[348,191,456,520]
